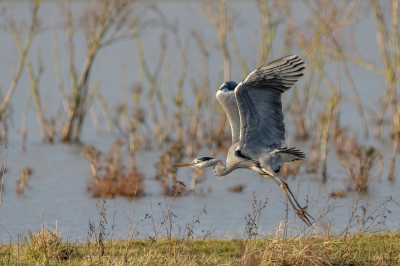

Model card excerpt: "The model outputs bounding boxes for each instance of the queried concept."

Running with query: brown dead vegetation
[82,141,145,198]
[16,167,33,194]
[153,142,186,196]
[228,184,246,193]
[336,128,383,192]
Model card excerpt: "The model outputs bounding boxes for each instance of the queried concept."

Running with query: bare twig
[0,144,8,208]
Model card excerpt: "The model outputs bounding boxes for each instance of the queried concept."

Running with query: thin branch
[0,1,40,118]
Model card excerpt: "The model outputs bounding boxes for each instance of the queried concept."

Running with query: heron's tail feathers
[275,147,305,162]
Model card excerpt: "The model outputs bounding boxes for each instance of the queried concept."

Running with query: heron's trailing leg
[281,181,314,220]
[278,183,313,226]
[262,168,313,226]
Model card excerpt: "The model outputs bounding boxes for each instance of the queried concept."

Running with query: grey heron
[175,55,312,226]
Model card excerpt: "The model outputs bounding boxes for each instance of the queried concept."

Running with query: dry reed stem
[254,0,281,66]
[132,29,167,146]
[59,0,136,142]
[0,0,40,120]
[371,0,399,181]
[0,145,7,208]
[150,4,189,140]
[303,0,369,139]
[87,86,101,134]
[199,0,234,81]
[51,22,69,113]
[10,21,47,142]
[97,90,114,135]
[21,91,33,151]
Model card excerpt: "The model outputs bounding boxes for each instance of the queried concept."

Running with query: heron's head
[219,81,238,92]
[175,156,215,168]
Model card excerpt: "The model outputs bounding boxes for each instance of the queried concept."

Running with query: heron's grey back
[234,55,305,157]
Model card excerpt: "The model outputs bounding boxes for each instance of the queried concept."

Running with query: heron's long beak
[175,162,195,167]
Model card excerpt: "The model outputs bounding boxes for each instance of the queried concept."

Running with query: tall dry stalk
[55,0,135,142]
[131,71,147,149]
[7,4,47,142]
[199,0,234,82]
[118,64,130,132]
[117,65,137,168]
[16,46,46,141]
[0,145,7,209]
[282,0,362,182]
[0,0,40,142]
[191,31,221,147]
[132,29,167,145]
[327,1,400,180]
[371,0,399,181]
[150,4,188,140]
[254,0,281,66]
[21,91,33,150]
[303,0,369,139]
[116,65,147,169]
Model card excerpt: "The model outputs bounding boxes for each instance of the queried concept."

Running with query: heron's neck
[212,159,235,176]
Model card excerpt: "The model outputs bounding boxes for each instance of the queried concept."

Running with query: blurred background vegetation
[0,0,397,199]
[2,1,400,264]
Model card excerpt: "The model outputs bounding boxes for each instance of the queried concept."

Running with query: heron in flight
[175,55,312,226]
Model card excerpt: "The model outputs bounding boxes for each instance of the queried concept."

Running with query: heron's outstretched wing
[234,55,305,156]
[216,89,240,144]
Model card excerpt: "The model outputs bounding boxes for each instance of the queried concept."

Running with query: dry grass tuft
[17,227,76,262]
[255,236,330,265]
[82,141,145,198]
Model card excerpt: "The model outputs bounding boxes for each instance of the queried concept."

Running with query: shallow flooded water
[0,1,399,243]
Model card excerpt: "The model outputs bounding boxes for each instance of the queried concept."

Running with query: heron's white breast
[249,165,266,175]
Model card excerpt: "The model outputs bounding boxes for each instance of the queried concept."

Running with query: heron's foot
[279,183,313,227]
[294,206,313,227]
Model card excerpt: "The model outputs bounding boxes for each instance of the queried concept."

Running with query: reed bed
[0,0,395,191]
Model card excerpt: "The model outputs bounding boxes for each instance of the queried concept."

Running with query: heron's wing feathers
[216,89,240,144]
[234,55,305,156]
[274,147,305,162]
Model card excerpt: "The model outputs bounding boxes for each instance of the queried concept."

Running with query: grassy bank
[1,232,400,265]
